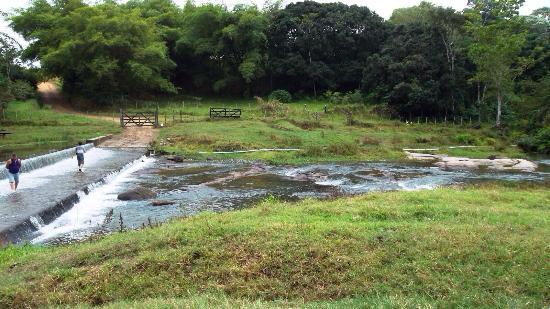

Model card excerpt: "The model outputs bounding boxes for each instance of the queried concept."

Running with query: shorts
[7,172,19,183]
[77,154,84,165]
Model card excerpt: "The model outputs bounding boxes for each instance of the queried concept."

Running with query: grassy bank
[148,99,524,164]
[0,100,121,158]
[1,183,548,307]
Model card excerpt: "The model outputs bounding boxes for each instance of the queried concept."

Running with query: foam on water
[0,148,113,196]
[31,156,155,244]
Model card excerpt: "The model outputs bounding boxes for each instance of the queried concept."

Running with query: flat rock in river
[151,200,177,206]
[405,152,538,172]
[117,187,157,201]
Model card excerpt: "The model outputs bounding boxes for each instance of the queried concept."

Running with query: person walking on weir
[5,153,22,191]
[75,142,86,172]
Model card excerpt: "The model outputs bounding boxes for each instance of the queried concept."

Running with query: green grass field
[1,183,548,308]
[144,98,525,164]
[0,100,121,158]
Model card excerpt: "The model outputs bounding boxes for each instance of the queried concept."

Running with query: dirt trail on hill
[37,81,157,148]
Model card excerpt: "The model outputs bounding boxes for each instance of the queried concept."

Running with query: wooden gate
[209,107,242,119]
[120,109,158,127]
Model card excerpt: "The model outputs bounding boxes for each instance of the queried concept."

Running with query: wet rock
[166,155,184,163]
[117,187,157,201]
[293,172,328,182]
[405,151,537,172]
[206,157,215,161]
[151,200,176,206]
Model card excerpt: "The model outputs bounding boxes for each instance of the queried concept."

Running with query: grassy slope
[1,183,548,308]
[151,99,524,164]
[0,100,121,158]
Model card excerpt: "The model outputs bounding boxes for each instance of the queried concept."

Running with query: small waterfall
[0,143,94,179]
[29,216,45,229]
[31,156,154,244]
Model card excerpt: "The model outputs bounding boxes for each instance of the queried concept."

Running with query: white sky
[1,0,549,47]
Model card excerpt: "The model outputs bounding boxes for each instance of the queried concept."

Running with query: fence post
[119,109,123,127]
[425,117,427,124]
[155,105,159,127]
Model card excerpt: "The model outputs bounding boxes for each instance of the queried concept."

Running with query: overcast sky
[1,0,548,47]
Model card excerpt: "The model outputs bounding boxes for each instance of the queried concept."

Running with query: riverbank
[152,100,526,165]
[0,100,121,158]
[1,183,548,307]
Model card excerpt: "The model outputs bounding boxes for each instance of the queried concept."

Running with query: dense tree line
[5,0,549,139]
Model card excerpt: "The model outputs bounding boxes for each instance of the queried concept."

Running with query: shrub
[519,127,550,154]
[327,142,360,156]
[268,90,292,103]
[455,133,477,145]
[256,96,289,117]
[212,141,249,152]
[324,89,363,104]
[533,127,550,154]
[304,145,325,156]
[10,80,36,100]
[415,136,431,144]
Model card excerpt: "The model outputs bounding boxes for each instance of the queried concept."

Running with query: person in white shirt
[75,142,85,172]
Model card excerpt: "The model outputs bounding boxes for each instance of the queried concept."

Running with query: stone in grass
[151,200,177,206]
[117,187,157,201]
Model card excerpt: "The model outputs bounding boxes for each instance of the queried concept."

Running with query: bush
[327,142,360,156]
[415,136,431,144]
[324,89,363,104]
[256,96,289,117]
[10,80,36,100]
[533,127,550,154]
[519,127,550,154]
[268,90,292,103]
[454,133,477,145]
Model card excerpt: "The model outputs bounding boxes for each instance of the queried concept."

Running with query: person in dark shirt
[5,153,22,191]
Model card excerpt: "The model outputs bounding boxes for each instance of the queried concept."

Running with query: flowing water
[27,157,549,245]
[0,143,94,180]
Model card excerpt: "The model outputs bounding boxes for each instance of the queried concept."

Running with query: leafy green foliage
[268,89,292,103]
[9,80,36,100]
[11,0,176,103]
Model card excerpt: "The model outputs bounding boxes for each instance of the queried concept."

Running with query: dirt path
[37,81,157,148]
[100,127,157,148]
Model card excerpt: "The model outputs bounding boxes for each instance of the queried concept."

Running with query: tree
[390,2,467,114]
[11,0,176,103]
[466,0,531,127]
[267,2,386,96]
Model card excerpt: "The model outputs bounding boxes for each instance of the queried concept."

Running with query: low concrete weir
[0,147,146,245]
[0,192,80,244]
[0,143,94,180]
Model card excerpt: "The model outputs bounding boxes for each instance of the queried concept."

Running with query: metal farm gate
[120,109,159,127]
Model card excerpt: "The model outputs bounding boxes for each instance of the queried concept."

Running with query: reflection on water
[33,159,549,244]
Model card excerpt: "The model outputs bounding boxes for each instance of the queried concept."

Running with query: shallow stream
[30,157,549,244]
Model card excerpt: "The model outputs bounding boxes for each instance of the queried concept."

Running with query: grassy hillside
[148,99,525,164]
[1,183,548,308]
[0,100,121,158]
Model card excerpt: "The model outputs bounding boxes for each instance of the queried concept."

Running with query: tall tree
[11,0,176,102]
[466,0,531,127]
[267,2,386,96]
